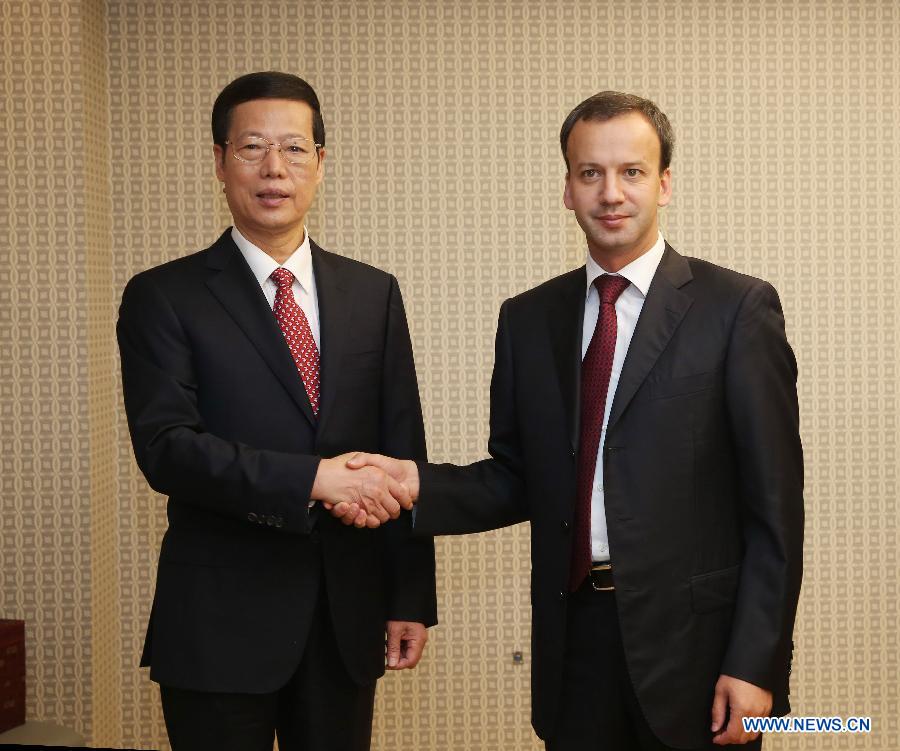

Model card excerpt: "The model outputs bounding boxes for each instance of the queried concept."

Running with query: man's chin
[587,231,636,256]
[242,213,303,233]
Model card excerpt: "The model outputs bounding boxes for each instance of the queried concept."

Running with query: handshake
[310,452,420,528]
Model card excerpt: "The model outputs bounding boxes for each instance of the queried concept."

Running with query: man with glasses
[117,71,436,751]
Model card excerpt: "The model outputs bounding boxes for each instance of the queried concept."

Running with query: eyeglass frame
[224,135,323,166]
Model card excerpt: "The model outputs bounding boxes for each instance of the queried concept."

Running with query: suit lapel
[205,231,317,427]
[309,242,351,440]
[606,244,693,431]
[547,268,588,452]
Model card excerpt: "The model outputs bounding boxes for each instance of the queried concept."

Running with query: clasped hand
[311,452,419,528]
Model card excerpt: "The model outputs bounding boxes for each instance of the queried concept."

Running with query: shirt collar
[231,226,314,293]
[585,232,666,299]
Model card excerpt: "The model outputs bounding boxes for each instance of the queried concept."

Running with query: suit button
[558,591,566,601]
[561,520,569,533]
[247,513,258,523]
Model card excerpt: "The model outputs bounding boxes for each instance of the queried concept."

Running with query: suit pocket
[650,369,719,400]
[690,564,741,613]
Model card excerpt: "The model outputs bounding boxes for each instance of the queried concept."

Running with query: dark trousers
[159,588,376,751]
[546,584,762,751]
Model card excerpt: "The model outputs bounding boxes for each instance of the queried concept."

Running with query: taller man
[117,72,436,751]
[348,92,804,749]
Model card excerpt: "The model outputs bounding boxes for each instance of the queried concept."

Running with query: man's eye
[243,144,262,150]
[582,169,597,178]
[625,168,641,177]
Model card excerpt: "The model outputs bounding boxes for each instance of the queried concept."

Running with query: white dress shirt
[231,226,320,350]
[232,226,320,512]
[583,232,666,562]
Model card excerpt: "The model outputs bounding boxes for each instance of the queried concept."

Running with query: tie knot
[270,267,295,290]
[594,274,630,304]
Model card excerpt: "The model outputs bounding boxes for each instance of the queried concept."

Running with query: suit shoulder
[505,266,584,310]
[125,245,212,290]
[682,255,778,298]
[316,246,392,277]
[118,245,218,322]
[313,244,399,298]
[674,253,789,332]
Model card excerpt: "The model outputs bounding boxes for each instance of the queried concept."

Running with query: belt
[589,562,615,591]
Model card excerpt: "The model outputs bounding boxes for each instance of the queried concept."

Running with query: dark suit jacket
[117,229,437,693]
[413,244,803,747]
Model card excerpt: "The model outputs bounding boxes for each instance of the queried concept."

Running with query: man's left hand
[711,674,773,745]
[385,621,428,670]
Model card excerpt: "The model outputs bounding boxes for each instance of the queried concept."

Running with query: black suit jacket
[117,229,437,692]
[413,244,803,747]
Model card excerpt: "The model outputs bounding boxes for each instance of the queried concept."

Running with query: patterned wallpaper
[1,0,95,738]
[2,0,897,749]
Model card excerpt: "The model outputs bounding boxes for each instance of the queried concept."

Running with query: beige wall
[2,0,897,748]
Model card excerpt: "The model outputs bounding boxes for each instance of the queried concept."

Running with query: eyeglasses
[225,135,322,165]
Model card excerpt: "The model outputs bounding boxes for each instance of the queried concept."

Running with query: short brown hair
[560,91,674,173]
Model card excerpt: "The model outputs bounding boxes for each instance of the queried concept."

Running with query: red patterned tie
[271,268,321,416]
[569,274,631,591]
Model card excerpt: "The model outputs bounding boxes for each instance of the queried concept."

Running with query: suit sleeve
[413,299,529,535]
[720,281,804,699]
[379,277,438,626]
[117,271,319,534]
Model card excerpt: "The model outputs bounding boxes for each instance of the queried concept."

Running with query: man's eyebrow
[234,130,310,139]
[573,159,649,169]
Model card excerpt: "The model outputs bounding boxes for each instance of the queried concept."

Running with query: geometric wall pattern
[2,0,897,748]
[2,0,98,741]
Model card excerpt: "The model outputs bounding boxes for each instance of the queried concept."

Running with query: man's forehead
[230,98,314,132]
[569,114,660,160]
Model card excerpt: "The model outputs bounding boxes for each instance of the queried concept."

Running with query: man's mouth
[256,190,291,206]
[597,214,628,227]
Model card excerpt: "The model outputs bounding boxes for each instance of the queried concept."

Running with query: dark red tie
[569,274,631,591]
[271,268,321,416]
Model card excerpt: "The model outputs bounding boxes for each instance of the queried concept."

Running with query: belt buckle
[590,562,614,591]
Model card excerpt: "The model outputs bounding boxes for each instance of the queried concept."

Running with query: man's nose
[600,175,624,204]
[260,145,287,177]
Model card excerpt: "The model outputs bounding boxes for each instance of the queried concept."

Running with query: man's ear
[213,144,226,182]
[657,167,672,208]
[563,172,573,210]
[313,147,326,185]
